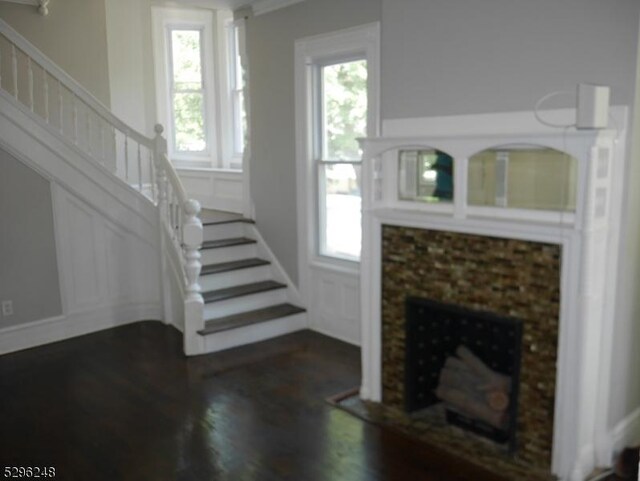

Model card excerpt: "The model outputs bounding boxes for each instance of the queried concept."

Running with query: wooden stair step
[201,258,270,276]
[202,280,286,303]
[201,237,256,250]
[203,217,255,226]
[198,303,306,335]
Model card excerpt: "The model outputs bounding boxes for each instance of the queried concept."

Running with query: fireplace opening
[405,297,523,450]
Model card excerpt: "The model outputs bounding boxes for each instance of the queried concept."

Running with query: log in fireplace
[405,297,523,450]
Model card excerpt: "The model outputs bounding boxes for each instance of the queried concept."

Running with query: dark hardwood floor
[0,323,506,481]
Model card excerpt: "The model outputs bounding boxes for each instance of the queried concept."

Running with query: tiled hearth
[380,225,561,479]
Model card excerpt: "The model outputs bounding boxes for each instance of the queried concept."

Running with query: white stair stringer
[194,220,308,355]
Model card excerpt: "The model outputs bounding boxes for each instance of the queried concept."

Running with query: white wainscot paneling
[54,184,162,317]
[60,194,105,311]
[309,265,360,345]
[177,168,243,213]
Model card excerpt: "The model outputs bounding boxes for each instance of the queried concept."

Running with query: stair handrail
[0,18,205,354]
[0,18,156,195]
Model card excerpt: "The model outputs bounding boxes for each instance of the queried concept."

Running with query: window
[152,8,218,167]
[169,29,207,153]
[315,59,368,261]
[227,21,246,159]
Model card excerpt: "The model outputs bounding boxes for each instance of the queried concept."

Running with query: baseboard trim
[569,444,596,481]
[0,303,163,355]
[310,325,360,347]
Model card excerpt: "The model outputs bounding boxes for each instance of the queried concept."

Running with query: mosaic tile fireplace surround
[381,225,561,478]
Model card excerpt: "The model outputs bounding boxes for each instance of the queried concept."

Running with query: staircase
[0,19,307,356]
[194,212,305,353]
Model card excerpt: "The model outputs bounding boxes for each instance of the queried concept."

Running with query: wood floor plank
[0,323,510,481]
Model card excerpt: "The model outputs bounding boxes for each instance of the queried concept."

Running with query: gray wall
[608,16,640,430]
[0,0,111,106]
[381,0,640,119]
[0,149,62,327]
[244,0,381,284]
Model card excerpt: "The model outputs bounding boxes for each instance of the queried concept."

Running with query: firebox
[405,297,523,450]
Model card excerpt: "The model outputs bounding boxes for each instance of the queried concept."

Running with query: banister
[0,18,153,149]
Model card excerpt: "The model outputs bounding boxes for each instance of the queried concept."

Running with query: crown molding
[251,0,304,16]
[0,0,50,15]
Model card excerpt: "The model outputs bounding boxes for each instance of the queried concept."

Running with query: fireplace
[404,297,523,449]
[358,112,624,480]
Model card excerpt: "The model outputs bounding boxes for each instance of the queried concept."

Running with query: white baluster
[137,143,143,192]
[124,132,129,182]
[57,80,63,133]
[72,95,78,144]
[99,123,105,164]
[86,109,92,156]
[11,45,18,99]
[43,69,49,123]
[0,44,3,89]
[27,57,33,111]
[149,150,157,203]
[112,128,117,174]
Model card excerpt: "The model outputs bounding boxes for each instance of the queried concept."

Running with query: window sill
[309,256,360,276]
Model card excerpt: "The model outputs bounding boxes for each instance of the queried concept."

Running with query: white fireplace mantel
[358,107,628,481]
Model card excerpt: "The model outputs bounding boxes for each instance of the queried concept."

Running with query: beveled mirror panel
[468,145,577,212]
[398,149,454,203]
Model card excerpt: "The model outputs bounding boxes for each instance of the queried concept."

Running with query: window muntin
[315,59,367,261]
[168,28,207,154]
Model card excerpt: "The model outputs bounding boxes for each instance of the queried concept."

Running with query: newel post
[183,199,205,355]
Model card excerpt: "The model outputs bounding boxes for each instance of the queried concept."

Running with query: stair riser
[199,265,272,291]
[200,243,257,264]
[204,289,287,319]
[203,222,246,242]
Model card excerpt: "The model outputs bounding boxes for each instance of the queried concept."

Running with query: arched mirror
[398,149,454,203]
[467,145,577,212]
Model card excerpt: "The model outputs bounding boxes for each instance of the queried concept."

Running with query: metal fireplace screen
[405,297,523,447]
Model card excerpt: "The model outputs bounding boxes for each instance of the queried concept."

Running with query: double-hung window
[315,59,368,261]
[152,8,217,167]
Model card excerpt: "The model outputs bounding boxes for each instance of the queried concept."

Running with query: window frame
[152,7,218,168]
[295,23,380,276]
[313,57,368,262]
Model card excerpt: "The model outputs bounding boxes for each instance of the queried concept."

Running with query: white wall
[243,0,382,284]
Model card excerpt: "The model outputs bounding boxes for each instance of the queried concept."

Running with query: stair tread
[201,237,256,249]
[203,217,255,226]
[201,258,270,275]
[198,303,306,335]
[202,280,286,303]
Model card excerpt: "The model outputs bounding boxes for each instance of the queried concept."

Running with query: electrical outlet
[2,300,13,317]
